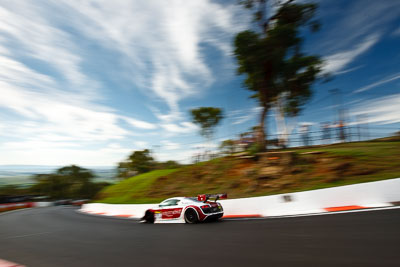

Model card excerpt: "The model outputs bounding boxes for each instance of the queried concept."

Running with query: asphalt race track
[1,207,399,267]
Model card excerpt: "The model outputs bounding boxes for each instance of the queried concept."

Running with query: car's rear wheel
[184,208,199,224]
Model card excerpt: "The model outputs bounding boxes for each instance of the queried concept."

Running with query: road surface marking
[4,231,53,240]
[0,259,25,267]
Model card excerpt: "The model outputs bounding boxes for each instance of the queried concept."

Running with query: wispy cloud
[322,34,379,74]
[353,73,400,94]
[393,27,400,36]
[317,0,400,54]
[0,145,131,166]
[0,80,130,142]
[160,140,181,150]
[160,122,198,135]
[0,3,91,89]
[1,0,396,166]
[335,65,364,75]
[314,0,400,79]
[122,117,157,130]
[0,2,143,146]
[351,94,400,125]
[53,0,245,114]
[229,107,262,125]
[1,1,225,165]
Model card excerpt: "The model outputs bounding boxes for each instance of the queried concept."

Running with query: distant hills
[0,165,117,186]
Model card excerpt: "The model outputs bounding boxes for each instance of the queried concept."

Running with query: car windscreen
[159,199,180,206]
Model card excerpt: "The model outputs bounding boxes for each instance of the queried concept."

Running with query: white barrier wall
[34,202,53,208]
[81,203,155,217]
[221,177,400,216]
[81,178,400,218]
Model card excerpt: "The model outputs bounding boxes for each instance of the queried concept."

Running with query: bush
[247,143,263,155]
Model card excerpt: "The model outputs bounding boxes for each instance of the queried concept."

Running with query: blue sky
[0,0,399,166]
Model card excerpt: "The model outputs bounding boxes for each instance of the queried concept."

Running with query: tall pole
[329,88,346,142]
[356,115,362,141]
[329,89,338,142]
[364,114,370,140]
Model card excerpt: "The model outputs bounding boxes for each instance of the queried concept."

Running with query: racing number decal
[161,208,183,219]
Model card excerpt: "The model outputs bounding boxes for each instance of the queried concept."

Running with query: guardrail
[80,178,400,219]
[0,202,54,213]
[0,202,34,213]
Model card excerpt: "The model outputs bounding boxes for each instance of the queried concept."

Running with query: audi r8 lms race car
[140,194,226,224]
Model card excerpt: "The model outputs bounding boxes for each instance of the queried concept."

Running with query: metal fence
[185,125,399,163]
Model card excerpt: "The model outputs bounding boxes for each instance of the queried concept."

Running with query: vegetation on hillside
[95,169,177,204]
[95,138,400,204]
[117,149,181,179]
[0,165,110,200]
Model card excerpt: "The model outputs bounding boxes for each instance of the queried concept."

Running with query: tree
[30,165,104,199]
[57,165,93,184]
[117,149,155,178]
[31,173,69,199]
[234,0,323,149]
[190,107,224,141]
[0,185,28,196]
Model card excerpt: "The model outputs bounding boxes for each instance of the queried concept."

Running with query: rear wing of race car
[197,193,227,202]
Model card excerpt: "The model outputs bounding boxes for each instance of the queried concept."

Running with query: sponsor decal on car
[161,208,182,219]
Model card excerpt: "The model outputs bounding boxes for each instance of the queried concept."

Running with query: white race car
[140,194,226,224]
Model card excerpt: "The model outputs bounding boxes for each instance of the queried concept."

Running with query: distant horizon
[0,165,117,186]
[0,165,116,169]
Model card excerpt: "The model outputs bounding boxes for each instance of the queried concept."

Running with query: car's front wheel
[141,210,155,223]
[184,208,199,224]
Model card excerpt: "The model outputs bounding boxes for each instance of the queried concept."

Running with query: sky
[0,0,399,167]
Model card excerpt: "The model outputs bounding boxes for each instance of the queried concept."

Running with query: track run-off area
[1,206,399,267]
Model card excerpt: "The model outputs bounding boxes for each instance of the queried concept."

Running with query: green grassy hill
[95,138,400,204]
[95,169,177,203]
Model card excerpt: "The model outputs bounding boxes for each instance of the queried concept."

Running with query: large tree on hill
[190,107,224,143]
[234,0,323,149]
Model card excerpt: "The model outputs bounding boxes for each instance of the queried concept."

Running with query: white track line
[0,208,32,216]
[4,231,53,240]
